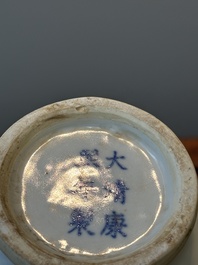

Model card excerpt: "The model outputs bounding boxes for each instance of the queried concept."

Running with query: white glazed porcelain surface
[8,117,178,260]
[1,212,198,265]
[0,97,197,265]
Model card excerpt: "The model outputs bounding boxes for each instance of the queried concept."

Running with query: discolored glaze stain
[45,115,69,122]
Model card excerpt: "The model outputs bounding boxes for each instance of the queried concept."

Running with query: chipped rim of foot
[0,97,197,265]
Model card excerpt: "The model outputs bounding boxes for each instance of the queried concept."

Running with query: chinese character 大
[106,151,127,170]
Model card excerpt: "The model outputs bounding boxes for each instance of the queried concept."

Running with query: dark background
[0,1,198,137]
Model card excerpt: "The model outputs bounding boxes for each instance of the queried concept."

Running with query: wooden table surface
[181,138,198,173]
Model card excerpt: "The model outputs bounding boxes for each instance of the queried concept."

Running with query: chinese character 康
[101,211,127,238]
[75,149,100,168]
[104,179,129,204]
[106,151,127,170]
[68,208,95,236]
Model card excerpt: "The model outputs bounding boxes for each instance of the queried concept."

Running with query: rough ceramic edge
[0,97,197,265]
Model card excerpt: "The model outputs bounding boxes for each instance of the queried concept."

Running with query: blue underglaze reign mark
[75,149,100,168]
[101,211,127,238]
[104,180,129,204]
[106,151,127,170]
[68,208,95,236]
